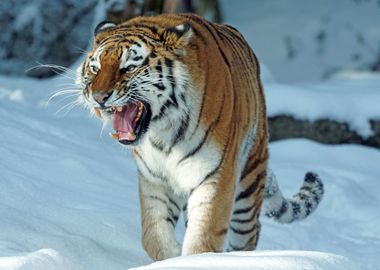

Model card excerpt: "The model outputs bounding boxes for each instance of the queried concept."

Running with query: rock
[0,0,98,78]
[268,115,380,149]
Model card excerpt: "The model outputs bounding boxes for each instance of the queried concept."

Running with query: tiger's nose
[93,92,112,106]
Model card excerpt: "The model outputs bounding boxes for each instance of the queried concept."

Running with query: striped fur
[263,170,324,223]
[78,13,324,261]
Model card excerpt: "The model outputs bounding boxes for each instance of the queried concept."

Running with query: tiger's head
[77,17,194,146]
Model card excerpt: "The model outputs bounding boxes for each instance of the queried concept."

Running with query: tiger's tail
[263,170,324,223]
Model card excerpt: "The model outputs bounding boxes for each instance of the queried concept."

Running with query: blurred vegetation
[0,0,220,78]
[106,0,221,23]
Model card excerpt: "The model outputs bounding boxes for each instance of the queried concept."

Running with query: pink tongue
[112,103,139,140]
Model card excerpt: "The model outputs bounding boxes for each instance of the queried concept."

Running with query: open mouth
[96,101,151,145]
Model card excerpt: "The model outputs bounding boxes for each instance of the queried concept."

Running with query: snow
[132,251,363,270]
[265,74,380,137]
[0,73,379,270]
[0,249,75,270]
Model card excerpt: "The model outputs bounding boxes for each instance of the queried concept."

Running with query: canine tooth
[93,108,101,118]
[127,132,136,140]
[109,132,120,140]
[117,106,123,112]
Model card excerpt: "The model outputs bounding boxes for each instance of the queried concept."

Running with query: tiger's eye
[89,65,99,74]
[121,65,137,74]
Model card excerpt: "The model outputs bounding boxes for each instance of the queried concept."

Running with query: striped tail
[263,170,324,223]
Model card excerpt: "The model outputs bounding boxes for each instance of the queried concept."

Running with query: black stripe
[274,200,288,218]
[151,90,180,122]
[151,104,166,122]
[178,126,211,164]
[305,200,313,215]
[300,185,313,193]
[149,137,165,151]
[134,151,167,182]
[166,217,175,227]
[141,56,149,66]
[167,207,179,221]
[156,59,162,75]
[129,40,142,47]
[228,233,258,251]
[146,195,167,205]
[115,26,158,42]
[165,58,176,91]
[133,56,143,61]
[169,198,180,212]
[153,83,166,91]
[233,203,255,215]
[231,207,257,223]
[188,15,231,69]
[235,171,266,202]
[142,69,149,76]
[181,86,226,174]
[229,224,257,235]
[240,150,268,181]
[304,172,319,184]
[124,23,159,36]
[196,94,230,186]
[198,160,222,186]
[164,57,173,68]
[169,90,178,107]
[190,26,207,44]
[291,201,301,218]
[151,99,171,122]
[179,93,186,104]
[227,242,245,251]
[149,51,157,58]
[167,112,190,153]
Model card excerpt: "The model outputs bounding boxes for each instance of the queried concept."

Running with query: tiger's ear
[162,23,192,48]
[94,20,116,36]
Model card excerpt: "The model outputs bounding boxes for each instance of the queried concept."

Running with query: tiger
[76,13,324,261]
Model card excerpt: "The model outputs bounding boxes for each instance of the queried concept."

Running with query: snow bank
[0,249,76,270]
[265,74,380,137]
[132,250,363,270]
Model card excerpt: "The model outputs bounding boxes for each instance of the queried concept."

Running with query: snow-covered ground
[1,70,380,269]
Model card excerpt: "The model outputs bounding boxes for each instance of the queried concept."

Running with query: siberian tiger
[77,13,324,260]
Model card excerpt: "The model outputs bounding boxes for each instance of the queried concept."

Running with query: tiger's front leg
[139,174,182,261]
[182,175,235,255]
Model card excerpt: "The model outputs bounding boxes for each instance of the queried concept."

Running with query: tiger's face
[77,20,193,146]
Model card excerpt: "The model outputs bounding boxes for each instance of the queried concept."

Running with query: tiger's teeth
[109,132,120,140]
[117,106,123,112]
[93,108,101,118]
[127,132,136,140]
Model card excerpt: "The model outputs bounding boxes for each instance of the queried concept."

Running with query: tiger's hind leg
[227,147,268,251]
[139,174,183,260]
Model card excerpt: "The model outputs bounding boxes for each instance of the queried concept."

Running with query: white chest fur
[134,130,221,195]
